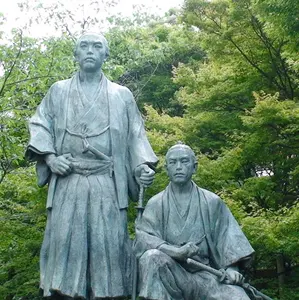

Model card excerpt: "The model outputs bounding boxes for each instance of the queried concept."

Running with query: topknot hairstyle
[165,141,197,163]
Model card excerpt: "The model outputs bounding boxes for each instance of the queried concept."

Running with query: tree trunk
[276,253,285,298]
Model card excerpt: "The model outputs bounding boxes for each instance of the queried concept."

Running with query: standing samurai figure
[26,32,158,299]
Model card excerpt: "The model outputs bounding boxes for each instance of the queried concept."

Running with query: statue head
[165,142,197,185]
[74,32,110,73]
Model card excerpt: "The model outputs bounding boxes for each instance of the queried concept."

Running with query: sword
[132,185,145,300]
[186,258,273,300]
[136,185,145,221]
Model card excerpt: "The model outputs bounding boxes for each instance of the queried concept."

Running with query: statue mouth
[85,57,96,62]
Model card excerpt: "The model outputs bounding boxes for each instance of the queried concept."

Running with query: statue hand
[178,242,200,260]
[45,154,72,176]
[134,164,155,187]
[225,267,245,285]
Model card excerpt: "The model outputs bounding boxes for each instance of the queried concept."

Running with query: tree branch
[227,36,282,89]
[135,62,160,100]
[5,75,60,87]
[0,30,23,97]
[249,15,294,99]
[0,107,34,114]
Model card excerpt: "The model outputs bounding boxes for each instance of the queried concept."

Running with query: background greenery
[0,0,298,299]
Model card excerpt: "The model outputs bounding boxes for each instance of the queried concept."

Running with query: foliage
[0,167,46,299]
[241,93,299,207]
[0,32,75,186]
[182,0,298,99]
[0,0,298,298]
[178,0,299,297]
[106,15,204,115]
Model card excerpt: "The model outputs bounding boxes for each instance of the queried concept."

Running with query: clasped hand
[46,154,73,176]
[134,164,155,187]
[224,266,245,285]
[177,242,200,260]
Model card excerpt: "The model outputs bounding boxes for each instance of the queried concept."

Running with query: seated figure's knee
[139,249,172,269]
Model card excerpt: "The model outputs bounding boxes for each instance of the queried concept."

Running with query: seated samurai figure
[134,142,255,300]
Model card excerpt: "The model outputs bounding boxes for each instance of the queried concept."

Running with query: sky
[1,0,184,38]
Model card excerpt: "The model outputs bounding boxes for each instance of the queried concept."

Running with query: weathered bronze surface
[26,33,158,299]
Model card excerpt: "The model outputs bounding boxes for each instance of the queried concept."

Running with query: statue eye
[182,159,190,164]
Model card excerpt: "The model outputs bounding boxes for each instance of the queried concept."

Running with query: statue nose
[176,161,182,169]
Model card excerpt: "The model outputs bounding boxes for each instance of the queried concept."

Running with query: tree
[0,31,75,185]
[178,0,299,297]
[0,167,47,299]
[0,0,298,298]
[106,13,204,116]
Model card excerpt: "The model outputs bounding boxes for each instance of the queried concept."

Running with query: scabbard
[46,174,57,209]
[186,258,273,300]
[187,258,223,277]
[136,185,145,221]
[132,185,145,300]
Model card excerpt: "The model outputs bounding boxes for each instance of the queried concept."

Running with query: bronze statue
[134,142,255,300]
[26,32,158,299]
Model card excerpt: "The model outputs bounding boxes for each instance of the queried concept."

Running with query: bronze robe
[26,73,158,298]
[135,183,254,300]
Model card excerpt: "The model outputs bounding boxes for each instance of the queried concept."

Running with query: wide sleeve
[25,84,58,187]
[125,88,158,171]
[207,193,254,269]
[134,194,167,258]
[25,84,57,161]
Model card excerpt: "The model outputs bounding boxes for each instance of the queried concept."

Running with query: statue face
[166,148,197,185]
[75,34,107,73]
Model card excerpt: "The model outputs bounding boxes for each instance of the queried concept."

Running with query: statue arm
[206,192,254,268]
[25,85,57,162]
[157,244,181,259]
[158,242,200,261]
[135,192,202,261]
[124,88,158,171]
[134,195,165,257]
[25,84,58,186]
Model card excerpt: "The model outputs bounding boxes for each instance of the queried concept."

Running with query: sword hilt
[218,268,227,282]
